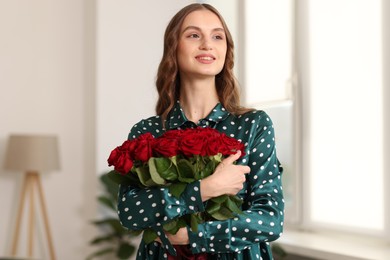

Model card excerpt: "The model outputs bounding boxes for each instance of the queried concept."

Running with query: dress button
[200,119,209,126]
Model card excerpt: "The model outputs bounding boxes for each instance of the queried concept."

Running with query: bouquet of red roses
[107,127,245,243]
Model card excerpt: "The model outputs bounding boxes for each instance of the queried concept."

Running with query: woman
[118,3,284,259]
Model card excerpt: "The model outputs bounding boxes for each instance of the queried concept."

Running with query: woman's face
[177,10,227,79]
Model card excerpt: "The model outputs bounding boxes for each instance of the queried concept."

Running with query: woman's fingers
[221,150,242,165]
[220,151,250,174]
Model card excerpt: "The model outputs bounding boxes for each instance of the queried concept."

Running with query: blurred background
[0,0,389,259]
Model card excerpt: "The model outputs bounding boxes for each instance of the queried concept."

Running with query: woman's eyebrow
[181,25,225,34]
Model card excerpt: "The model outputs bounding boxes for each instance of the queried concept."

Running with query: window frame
[296,0,389,240]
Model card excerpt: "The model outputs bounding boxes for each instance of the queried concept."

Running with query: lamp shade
[4,134,60,172]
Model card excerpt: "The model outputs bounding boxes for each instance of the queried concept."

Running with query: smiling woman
[115,3,285,260]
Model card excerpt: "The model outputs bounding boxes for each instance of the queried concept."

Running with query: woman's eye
[213,35,224,40]
[188,33,200,38]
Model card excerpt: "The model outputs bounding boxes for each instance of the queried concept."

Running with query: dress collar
[166,101,230,130]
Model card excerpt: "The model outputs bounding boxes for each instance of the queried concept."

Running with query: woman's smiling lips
[195,54,216,64]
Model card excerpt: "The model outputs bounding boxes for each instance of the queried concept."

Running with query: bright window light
[308,0,384,230]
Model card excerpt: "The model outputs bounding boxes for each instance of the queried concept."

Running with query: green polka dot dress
[118,101,284,259]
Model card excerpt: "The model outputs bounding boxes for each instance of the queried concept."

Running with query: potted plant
[87,174,138,260]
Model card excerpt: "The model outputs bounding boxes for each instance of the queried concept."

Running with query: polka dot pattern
[119,102,284,260]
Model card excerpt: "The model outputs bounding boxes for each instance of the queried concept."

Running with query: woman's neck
[179,77,219,124]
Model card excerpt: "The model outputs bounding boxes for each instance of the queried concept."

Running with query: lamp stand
[11,171,56,260]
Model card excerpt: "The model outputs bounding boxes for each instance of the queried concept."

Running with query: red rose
[153,137,179,157]
[179,128,207,156]
[203,135,221,156]
[160,129,184,140]
[219,133,245,156]
[107,147,133,174]
[134,133,154,162]
[107,147,120,166]
[201,128,223,156]
[121,139,137,158]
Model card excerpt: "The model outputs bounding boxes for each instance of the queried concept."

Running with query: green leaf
[163,219,178,233]
[162,217,187,235]
[148,157,169,184]
[89,234,116,245]
[185,157,199,180]
[101,173,120,200]
[190,213,202,233]
[117,242,136,259]
[107,170,145,189]
[127,169,145,187]
[143,229,158,244]
[154,157,178,181]
[106,170,131,186]
[210,195,228,204]
[229,195,244,206]
[98,195,116,211]
[170,156,178,165]
[205,201,221,215]
[211,206,235,220]
[128,229,143,236]
[199,159,216,179]
[86,247,115,260]
[212,153,223,163]
[92,218,126,235]
[176,217,187,229]
[225,196,244,215]
[272,243,287,258]
[194,155,205,174]
[135,166,156,187]
[168,182,187,198]
[177,159,196,183]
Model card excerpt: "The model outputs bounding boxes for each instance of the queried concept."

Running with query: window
[303,0,385,233]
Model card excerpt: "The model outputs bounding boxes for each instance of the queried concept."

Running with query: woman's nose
[199,40,212,50]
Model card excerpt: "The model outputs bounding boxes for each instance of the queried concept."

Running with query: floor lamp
[4,134,60,260]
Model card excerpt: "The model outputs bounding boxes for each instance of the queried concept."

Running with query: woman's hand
[200,150,250,201]
[155,227,189,245]
[166,227,189,245]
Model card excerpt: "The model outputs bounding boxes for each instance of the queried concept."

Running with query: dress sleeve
[188,111,284,254]
[117,120,205,231]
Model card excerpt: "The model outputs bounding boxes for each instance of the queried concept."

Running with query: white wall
[0,0,98,259]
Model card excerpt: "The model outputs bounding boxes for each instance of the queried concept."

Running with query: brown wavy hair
[155,3,252,124]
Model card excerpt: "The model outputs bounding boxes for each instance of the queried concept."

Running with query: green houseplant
[87,174,138,260]
[272,243,287,259]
